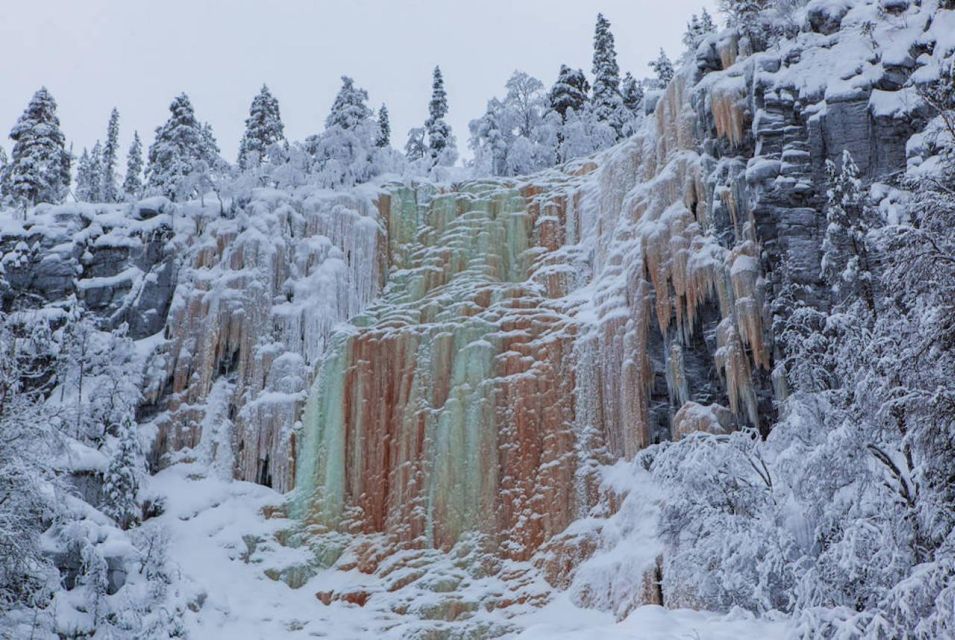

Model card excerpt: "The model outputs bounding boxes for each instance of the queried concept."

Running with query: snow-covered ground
[152,462,788,639]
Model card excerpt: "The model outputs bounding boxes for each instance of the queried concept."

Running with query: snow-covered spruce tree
[89,141,105,202]
[123,131,144,200]
[700,7,717,33]
[101,108,120,202]
[683,13,703,51]
[75,148,97,202]
[650,49,675,87]
[592,13,625,139]
[325,75,372,131]
[305,76,381,187]
[621,73,644,119]
[821,150,875,312]
[548,65,590,123]
[103,415,144,530]
[376,103,390,148]
[146,93,221,201]
[237,84,286,170]
[683,9,718,53]
[3,87,71,206]
[425,66,456,166]
[78,541,110,628]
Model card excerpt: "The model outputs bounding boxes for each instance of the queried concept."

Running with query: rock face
[0,203,178,339]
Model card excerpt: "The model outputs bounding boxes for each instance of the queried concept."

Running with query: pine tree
[123,131,143,200]
[684,9,719,52]
[75,148,96,202]
[103,415,143,530]
[3,87,71,206]
[325,76,372,131]
[700,8,717,34]
[592,13,626,138]
[88,141,104,202]
[621,72,644,116]
[101,108,120,202]
[146,93,220,201]
[425,66,455,164]
[306,76,380,187]
[683,14,702,50]
[650,49,675,86]
[237,85,286,170]
[376,104,391,148]
[548,65,590,122]
[821,150,874,311]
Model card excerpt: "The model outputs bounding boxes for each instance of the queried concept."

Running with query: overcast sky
[0,0,718,164]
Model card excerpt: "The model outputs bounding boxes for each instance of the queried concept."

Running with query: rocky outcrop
[0,202,178,338]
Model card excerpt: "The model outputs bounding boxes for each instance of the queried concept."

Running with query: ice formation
[151,188,384,492]
[290,65,775,612]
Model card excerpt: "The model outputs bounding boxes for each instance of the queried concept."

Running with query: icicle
[665,341,690,408]
[714,318,759,425]
[711,80,747,148]
[717,33,739,69]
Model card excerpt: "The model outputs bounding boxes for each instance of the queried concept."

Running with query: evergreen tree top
[11,87,64,142]
[325,76,371,131]
[592,14,620,85]
[6,87,71,205]
[428,66,449,124]
[238,83,286,168]
[249,84,281,120]
[549,65,590,120]
[102,108,121,202]
[650,49,675,85]
[621,73,644,113]
[376,104,391,148]
[156,94,201,138]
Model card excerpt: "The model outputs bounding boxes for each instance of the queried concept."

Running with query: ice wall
[149,188,385,491]
[295,74,775,574]
[296,180,587,560]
